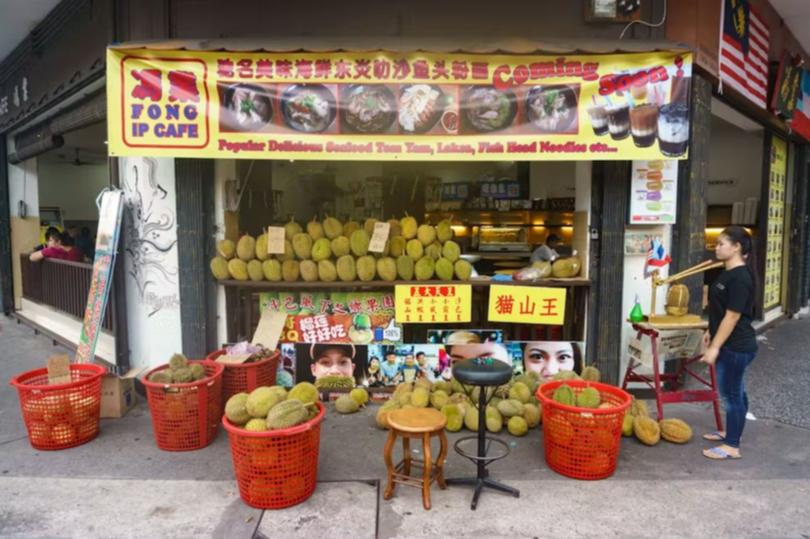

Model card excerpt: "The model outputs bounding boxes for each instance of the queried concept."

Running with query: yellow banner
[395,284,472,324]
[107,48,692,161]
[487,285,566,325]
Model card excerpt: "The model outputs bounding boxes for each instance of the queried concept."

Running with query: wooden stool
[383,408,448,510]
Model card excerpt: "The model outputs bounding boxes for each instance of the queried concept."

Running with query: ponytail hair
[720,226,758,294]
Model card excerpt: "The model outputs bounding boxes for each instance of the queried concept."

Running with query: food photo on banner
[107,48,693,161]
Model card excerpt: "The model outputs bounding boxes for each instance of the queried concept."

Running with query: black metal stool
[445,357,520,510]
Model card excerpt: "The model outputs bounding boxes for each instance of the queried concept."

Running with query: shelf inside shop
[424,210,575,227]
[218,278,591,289]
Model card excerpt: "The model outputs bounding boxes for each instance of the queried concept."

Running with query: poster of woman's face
[520,341,583,381]
[293,343,367,384]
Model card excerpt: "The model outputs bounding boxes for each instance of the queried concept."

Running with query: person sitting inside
[29,232,82,262]
[34,227,61,251]
[75,227,95,261]
[530,233,561,263]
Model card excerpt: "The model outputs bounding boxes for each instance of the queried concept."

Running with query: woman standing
[701,226,758,460]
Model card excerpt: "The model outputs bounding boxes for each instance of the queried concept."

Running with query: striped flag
[718,0,770,109]
[644,238,671,278]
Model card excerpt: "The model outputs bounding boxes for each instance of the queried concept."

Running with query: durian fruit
[376,257,397,282]
[497,399,524,418]
[442,240,461,262]
[629,398,650,418]
[581,366,601,382]
[532,260,552,278]
[245,418,268,432]
[411,387,430,408]
[210,256,230,280]
[236,235,256,261]
[454,259,473,281]
[148,370,173,384]
[323,215,343,240]
[430,390,449,410]
[400,214,418,239]
[247,260,264,281]
[314,375,355,390]
[376,399,400,429]
[435,257,454,281]
[363,218,379,236]
[406,239,424,260]
[292,233,313,260]
[172,367,193,383]
[387,219,403,238]
[217,239,236,260]
[307,218,324,240]
[228,259,249,280]
[311,238,332,262]
[336,255,357,282]
[633,416,661,446]
[284,218,303,239]
[331,236,351,257]
[433,381,451,394]
[507,416,529,436]
[225,392,251,425]
[255,234,269,261]
[300,260,319,282]
[552,371,580,382]
[513,372,540,394]
[318,259,338,282]
[508,382,531,403]
[576,387,601,409]
[415,256,435,281]
[169,353,188,370]
[357,255,376,282]
[246,387,284,418]
[436,219,453,243]
[288,382,319,405]
[396,256,415,280]
[262,259,282,281]
[425,242,443,261]
[389,236,407,257]
[659,418,693,444]
[551,256,582,278]
[350,388,369,407]
[282,260,300,282]
[277,239,295,262]
[417,224,436,246]
[189,363,206,381]
[523,403,541,428]
[343,221,360,237]
[622,413,635,437]
[266,399,309,429]
[463,405,479,431]
[486,405,503,433]
[335,394,360,414]
[552,385,575,406]
[350,230,371,257]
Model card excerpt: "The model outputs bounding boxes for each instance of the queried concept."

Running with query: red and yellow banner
[487,285,567,325]
[395,284,472,323]
[107,48,692,161]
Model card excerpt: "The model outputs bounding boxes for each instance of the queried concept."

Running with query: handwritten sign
[266,226,286,255]
[487,285,566,325]
[47,355,72,385]
[368,222,391,253]
[395,284,472,323]
[251,310,287,348]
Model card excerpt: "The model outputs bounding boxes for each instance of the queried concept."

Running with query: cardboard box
[101,368,142,418]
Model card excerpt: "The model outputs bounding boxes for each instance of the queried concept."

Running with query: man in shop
[33,227,61,251]
[530,233,561,263]
[380,351,401,385]
[309,343,356,381]
[29,231,82,262]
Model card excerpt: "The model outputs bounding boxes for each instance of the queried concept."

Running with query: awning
[108,37,691,55]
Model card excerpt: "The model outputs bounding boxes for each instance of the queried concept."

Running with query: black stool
[445,357,520,510]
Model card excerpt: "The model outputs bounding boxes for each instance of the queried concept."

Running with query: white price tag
[368,222,391,253]
[266,226,286,255]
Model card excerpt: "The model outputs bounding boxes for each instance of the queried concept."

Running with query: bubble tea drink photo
[657,103,689,157]
[605,103,630,140]
[629,103,658,147]
[586,103,609,136]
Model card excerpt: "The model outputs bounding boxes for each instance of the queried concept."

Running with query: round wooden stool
[383,407,449,510]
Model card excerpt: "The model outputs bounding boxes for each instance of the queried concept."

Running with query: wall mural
[122,157,179,316]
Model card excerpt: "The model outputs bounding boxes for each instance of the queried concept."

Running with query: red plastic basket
[10,363,106,451]
[223,402,325,509]
[206,349,279,405]
[142,360,224,451]
[536,380,632,480]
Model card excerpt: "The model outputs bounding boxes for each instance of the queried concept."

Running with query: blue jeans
[715,347,756,448]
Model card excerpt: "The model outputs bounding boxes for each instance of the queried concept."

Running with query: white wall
[214,159,234,348]
[37,162,108,221]
[120,156,183,369]
[706,117,764,206]
[530,161,577,200]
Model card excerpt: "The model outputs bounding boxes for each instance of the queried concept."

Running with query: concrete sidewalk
[1,316,809,538]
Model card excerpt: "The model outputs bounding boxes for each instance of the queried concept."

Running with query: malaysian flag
[718,0,770,109]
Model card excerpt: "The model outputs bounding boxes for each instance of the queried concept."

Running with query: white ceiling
[770,0,810,56]
[0,0,61,64]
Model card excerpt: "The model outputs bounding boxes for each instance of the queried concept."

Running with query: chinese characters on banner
[395,285,472,323]
[107,48,693,161]
[487,285,566,325]
[764,137,787,309]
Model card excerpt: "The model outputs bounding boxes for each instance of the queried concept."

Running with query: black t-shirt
[708,266,757,353]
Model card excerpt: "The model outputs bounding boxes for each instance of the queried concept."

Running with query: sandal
[703,446,741,460]
[702,431,726,441]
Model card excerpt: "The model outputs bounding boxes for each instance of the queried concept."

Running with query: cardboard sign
[215,353,252,365]
[395,284,472,323]
[266,226,286,255]
[368,222,391,253]
[252,310,287,349]
[47,355,71,385]
[487,285,567,325]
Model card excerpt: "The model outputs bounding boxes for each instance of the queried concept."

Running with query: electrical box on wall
[584,0,641,23]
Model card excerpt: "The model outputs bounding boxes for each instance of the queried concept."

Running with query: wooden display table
[622,320,723,431]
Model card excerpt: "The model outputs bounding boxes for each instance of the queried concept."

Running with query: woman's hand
[702,331,711,349]
[701,346,719,366]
